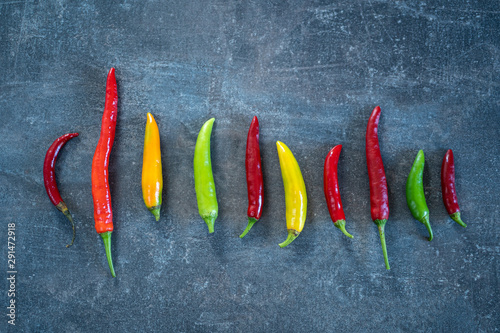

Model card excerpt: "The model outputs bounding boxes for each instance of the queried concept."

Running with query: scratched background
[0,0,499,332]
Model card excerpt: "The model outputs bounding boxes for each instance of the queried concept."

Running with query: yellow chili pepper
[142,113,163,221]
[276,141,307,248]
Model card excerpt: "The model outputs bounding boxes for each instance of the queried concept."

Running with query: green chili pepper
[194,118,218,233]
[406,150,433,241]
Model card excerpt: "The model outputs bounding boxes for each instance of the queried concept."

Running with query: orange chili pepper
[142,113,163,221]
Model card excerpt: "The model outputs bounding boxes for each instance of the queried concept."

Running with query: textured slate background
[1,0,499,332]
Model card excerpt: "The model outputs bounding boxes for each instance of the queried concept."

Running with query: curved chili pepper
[43,133,79,247]
[406,150,433,241]
[194,118,218,233]
[142,112,163,221]
[323,145,353,238]
[366,106,390,270]
[276,141,307,248]
[240,116,263,238]
[91,68,118,277]
[441,149,467,227]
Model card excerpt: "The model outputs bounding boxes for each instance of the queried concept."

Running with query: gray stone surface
[1,0,499,332]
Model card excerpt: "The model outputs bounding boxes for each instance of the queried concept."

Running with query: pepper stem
[334,220,353,239]
[374,220,390,270]
[56,201,75,248]
[100,231,116,277]
[421,216,433,241]
[203,214,216,234]
[450,211,467,228]
[149,206,161,221]
[240,217,258,238]
[279,229,299,248]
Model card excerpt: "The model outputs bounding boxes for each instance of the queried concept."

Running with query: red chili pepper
[366,106,390,270]
[240,116,264,238]
[323,145,353,238]
[43,133,79,247]
[441,149,467,227]
[91,68,118,277]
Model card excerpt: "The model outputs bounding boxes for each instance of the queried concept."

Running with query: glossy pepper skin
[406,150,433,241]
[323,145,353,238]
[366,106,390,270]
[276,141,307,248]
[142,113,163,221]
[240,116,263,238]
[194,118,218,233]
[43,132,79,247]
[441,149,466,227]
[91,68,117,277]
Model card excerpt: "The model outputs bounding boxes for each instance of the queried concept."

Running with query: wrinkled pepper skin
[240,116,263,238]
[43,132,79,247]
[194,118,218,233]
[323,145,353,238]
[276,141,307,248]
[91,68,118,277]
[142,113,163,221]
[406,150,433,241]
[441,149,467,227]
[366,106,390,270]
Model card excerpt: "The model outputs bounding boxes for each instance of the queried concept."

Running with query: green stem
[203,215,216,234]
[279,229,299,248]
[62,210,75,248]
[334,220,353,239]
[422,216,433,241]
[100,231,116,277]
[149,206,161,221]
[374,220,390,270]
[56,201,75,248]
[240,217,258,238]
[450,211,467,228]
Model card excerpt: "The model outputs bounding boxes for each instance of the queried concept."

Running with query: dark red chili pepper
[43,133,79,247]
[366,106,390,270]
[91,68,118,277]
[240,116,264,238]
[323,145,353,238]
[441,149,467,227]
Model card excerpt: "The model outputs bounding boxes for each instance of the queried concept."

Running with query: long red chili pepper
[91,68,118,277]
[441,149,467,227]
[240,116,264,238]
[43,133,79,247]
[366,106,390,270]
[323,145,353,238]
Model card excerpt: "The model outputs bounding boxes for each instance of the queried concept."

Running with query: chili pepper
[142,113,163,221]
[406,150,433,240]
[441,149,467,227]
[194,118,218,233]
[91,68,118,277]
[240,116,263,238]
[276,141,307,248]
[43,132,79,247]
[366,106,390,270]
[323,145,353,238]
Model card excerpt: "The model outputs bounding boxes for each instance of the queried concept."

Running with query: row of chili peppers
[43,69,467,276]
